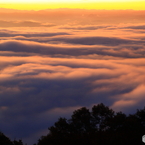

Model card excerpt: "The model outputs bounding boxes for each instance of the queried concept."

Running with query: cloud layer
[0,9,145,145]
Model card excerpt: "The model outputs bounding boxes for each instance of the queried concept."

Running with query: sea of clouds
[0,9,145,144]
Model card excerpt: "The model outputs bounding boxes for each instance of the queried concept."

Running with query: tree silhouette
[70,107,92,133]
[13,139,24,145]
[0,132,13,145]
[37,103,145,145]
[1,103,145,145]
[91,103,114,131]
[0,131,24,145]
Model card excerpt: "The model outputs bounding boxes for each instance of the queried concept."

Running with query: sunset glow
[0,0,145,10]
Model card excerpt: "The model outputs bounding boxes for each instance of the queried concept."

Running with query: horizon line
[1,7,145,12]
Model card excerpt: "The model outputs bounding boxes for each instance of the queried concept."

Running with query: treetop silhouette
[37,103,145,145]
